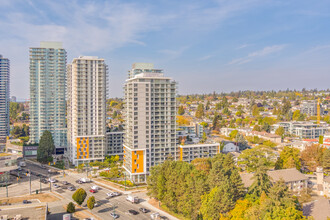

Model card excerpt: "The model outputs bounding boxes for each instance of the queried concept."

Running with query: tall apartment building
[67,56,108,165]
[29,42,67,149]
[300,100,324,116]
[0,55,10,145]
[123,63,177,183]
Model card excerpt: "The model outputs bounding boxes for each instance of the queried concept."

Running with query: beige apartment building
[67,56,108,165]
[123,63,177,183]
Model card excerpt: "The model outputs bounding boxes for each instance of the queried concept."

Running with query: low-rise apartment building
[272,121,328,139]
[179,143,220,163]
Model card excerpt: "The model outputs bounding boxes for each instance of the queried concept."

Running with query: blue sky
[1,0,330,99]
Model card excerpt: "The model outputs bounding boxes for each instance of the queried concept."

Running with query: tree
[87,196,96,210]
[191,158,211,173]
[275,146,301,170]
[67,202,75,213]
[252,105,260,117]
[323,148,330,173]
[292,110,301,121]
[319,135,324,144]
[200,184,235,219]
[262,180,304,219]
[72,188,87,205]
[275,126,285,137]
[176,116,191,126]
[200,132,207,143]
[300,144,324,172]
[253,125,261,132]
[261,122,271,133]
[238,146,276,172]
[235,133,247,150]
[195,104,204,118]
[37,130,55,163]
[178,105,185,115]
[248,165,271,197]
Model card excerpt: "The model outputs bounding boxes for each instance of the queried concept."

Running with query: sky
[1,0,330,100]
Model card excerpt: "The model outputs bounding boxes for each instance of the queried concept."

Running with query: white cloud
[198,55,213,61]
[229,44,287,65]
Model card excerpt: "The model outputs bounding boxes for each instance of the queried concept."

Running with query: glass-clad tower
[29,42,67,148]
[0,55,10,145]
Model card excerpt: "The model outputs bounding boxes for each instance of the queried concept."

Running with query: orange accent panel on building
[180,147,183,161]
[131,150,144,173]
[76,137,89,159]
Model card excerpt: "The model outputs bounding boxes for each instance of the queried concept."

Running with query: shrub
[67,202,75,213]
[72,188,87,205]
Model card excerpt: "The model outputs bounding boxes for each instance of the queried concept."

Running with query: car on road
[139,208,150,213]
[106,192,120,198]
[68,186,76,191]
[110,213,119,219]
[126,195,139,204]
[23,200,31,204]
[49,178,57,183]
[76,179,83,184]
[62,181,69,185]
[89,189,97,193]
[53,183,60,188]
[128,210,139,215]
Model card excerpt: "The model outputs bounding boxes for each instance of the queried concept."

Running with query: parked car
[110,213,119,219]
[23,200,30,204]
[40,178,48,184]
[89,189,97,193]
[49,178,57,183]
[106,192,115,197]
[53,183,60,188]
[139,208,150,213]
[128,210,139,215]
[91,185,99,190]
[62,181,69,185]
[76,180,83,184]
[151,212,160,220]
[68,186,76,191]
[112,192,121,196]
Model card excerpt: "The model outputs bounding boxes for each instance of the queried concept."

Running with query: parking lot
[0,160,176,220]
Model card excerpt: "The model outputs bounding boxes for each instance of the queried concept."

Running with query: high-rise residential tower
[29,42,67,149]
[123,63,177,183]
[0,55,10,145]
[67,56,108,165]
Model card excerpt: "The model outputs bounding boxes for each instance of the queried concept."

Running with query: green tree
[252,105,260,117]
[319,135,324,144]
[37,130,55,163]
[178,105,185,115]
[87,196,95,210]
[223,107,231,116]
[238,146,276,172]
[261,122,271,133]
[292,110,301,121]
[200,132,207,143]
[200,184,235,219]
[195,104,204,118]
[262,180,304,219]
[322,148,330,173]
[72,188,87,205]
[66,202,75,213]
[275,146,301,170]
[248,165,271,197]
[275,126,285,137]
[253,125,261,132]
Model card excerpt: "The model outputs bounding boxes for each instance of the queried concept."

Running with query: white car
[53,183,60,188]
[151,212,160,220]
[49,178,57,183]
[106,192,115,197]
[91,185,99,190]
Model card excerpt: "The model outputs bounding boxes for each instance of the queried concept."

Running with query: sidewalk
[140,199,179,220]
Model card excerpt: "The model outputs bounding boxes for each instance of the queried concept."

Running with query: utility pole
[6,172,8,197]
[29,169,31,194]
[40,176,42,193]
[124,173,126,191]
